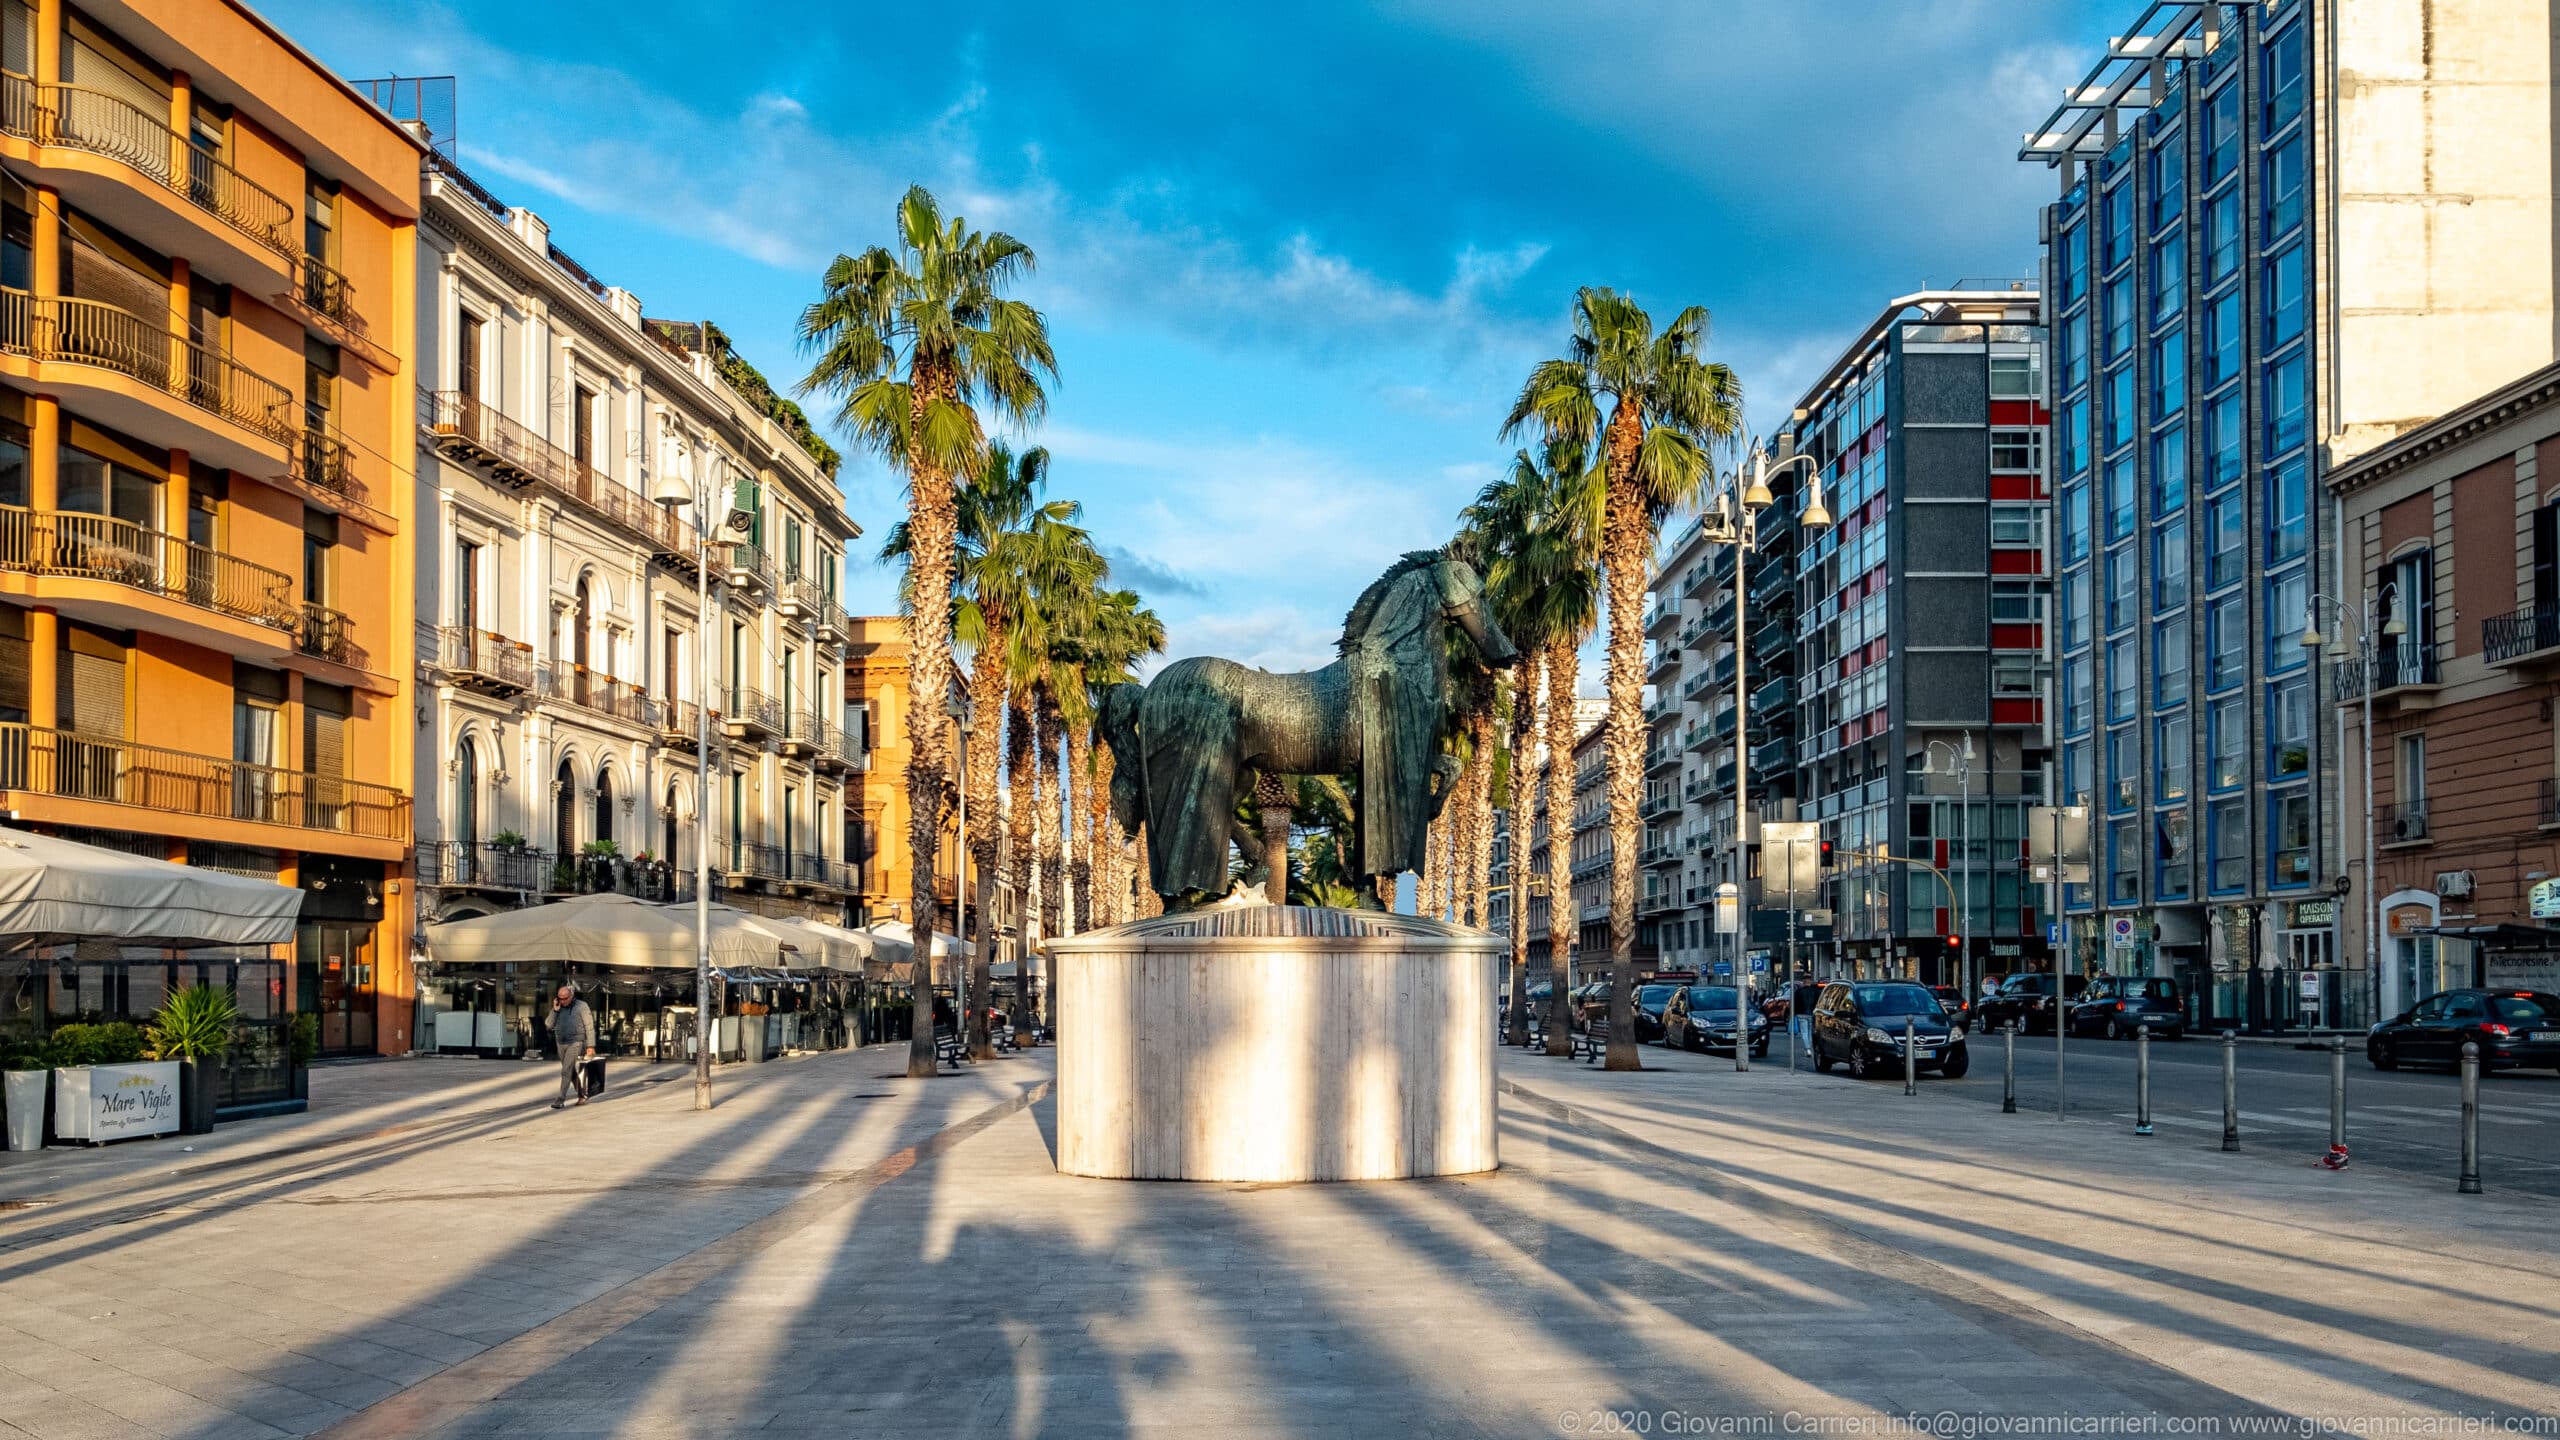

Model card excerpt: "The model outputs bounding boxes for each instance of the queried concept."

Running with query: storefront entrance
[296,920,377,1056]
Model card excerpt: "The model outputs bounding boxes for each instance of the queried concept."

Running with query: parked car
[1663,984,1771,1057]
[1929,986,1972,1031]
[1809,981,1969,1080]
[1976,972,2061,1034]
[2367,989,2560,1073]
[2065,976,2186,1039]
[1566,982,1674,1042]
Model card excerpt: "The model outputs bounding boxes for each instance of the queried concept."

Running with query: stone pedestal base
[1047,905,1502,1182]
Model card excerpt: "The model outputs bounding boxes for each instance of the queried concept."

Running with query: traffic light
[1817,839,1834,870]
[1944,933,1961,954]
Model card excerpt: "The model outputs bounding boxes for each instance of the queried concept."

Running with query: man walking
[550,984,598,1109]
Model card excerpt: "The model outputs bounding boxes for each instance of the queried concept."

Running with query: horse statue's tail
[1095,682,1147,835]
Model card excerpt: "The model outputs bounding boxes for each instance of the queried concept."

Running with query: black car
[1929,985,1973,1031]
[1570,982,1676,1042]
[1810,981,1969,1079]
[1662,984,1771,1057]
[1976,972,2061,1034]
[2368,989,2560,1073]
[2066,975,2186,1040]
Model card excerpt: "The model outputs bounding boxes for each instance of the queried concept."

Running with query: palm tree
[886,442,1098,1058]
[1503,291,1737,1070]
[799,185,1056,1078]
[1028,585,1160,1034]
[1460,444,1589,1046]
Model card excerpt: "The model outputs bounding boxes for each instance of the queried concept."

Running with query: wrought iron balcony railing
[2485,602,2560,665]
[542,665,651,726]
[0,722,408,839]
[0,288,297,446]
[296,602,363,668]
[0,504,296,631]
[436,625,534,692]
[0,72,298,259]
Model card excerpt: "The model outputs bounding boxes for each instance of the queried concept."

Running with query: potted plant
[3,1047,46,1152]
[146,984,238,1136]
[491,829,529,854]
[288,1013,319,1100]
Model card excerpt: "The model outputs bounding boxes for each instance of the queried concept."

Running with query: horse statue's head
[1340,550,1519,668]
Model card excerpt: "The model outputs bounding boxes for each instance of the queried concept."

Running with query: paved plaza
[2,1043,2556,1439]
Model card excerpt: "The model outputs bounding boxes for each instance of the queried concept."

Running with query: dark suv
[1810,981,1969,1080]
[2066,976,2187,1040]
[2368,990,2560,1072]
[1976,972,2060,1035]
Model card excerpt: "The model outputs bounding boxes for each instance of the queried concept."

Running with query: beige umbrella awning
[0,827,302,951]
[425,895,825,972]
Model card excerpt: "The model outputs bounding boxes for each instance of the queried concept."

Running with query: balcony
[0,504,297,645]
[1750,675,1793,716]
[1750,737,1795,774]
[417,839,552,894]
[0,722,409,844]
[2333,641,2443,711]
[2485,603,2560,671]
[777,578,825,628]
[1750,618,1794,668]
[1645,743,1680,775]
[280,255,391,373]
[0,289,296,463]
[652,697,708,751]
[0,73,304,290]
[778,851,855,895]
[2380,800,2430,847]
[436,626,534,696]
[722,685,781,741]
[1649,644,1679,681]
[723,840,785,888]
[1640,787,1677,819]
[1749,565,1794,612]
[724,541,775,597]
[1646,598,1682,637]
[780,708,826,760]
[278,425,387,524]
[542,850,690,902]
[542,666,651,727]
[295,602,368,671]
[813,596,849,647]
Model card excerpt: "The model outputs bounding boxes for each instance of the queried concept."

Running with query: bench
[1576,1017,1612,1064]
[933,1027,966,1069]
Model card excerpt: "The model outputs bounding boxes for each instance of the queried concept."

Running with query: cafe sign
[53,1061,180,1143]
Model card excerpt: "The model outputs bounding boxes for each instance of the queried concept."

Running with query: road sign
[1714,882,1740,935]
[1750,955,1769,974]
[2028,805,2092,865]
[1762,821,1820,903]
[2297,971,2321,1001]
[1802,908,1835,926]
[2046,921,2065,947]
[1713,961,1732,976]
[2109,916,2137,949]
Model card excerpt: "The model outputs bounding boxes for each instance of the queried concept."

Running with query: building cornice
[2327,362,2560,494]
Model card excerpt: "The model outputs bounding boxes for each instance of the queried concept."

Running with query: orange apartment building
[0,1,420,1067]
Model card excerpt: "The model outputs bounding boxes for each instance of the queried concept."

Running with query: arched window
[554,758,576,853]
[663,784,681,867]
[594,768,616,849]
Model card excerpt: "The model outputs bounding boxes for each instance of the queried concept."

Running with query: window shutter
[64,632,124,735]
[66,36,172,142]
[1,1,29,78]
[0,607,25,722]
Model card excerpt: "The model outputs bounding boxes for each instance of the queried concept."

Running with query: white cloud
[1162,606,1340,673]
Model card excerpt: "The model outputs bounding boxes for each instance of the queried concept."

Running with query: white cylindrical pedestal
[1047,905,1503,1182]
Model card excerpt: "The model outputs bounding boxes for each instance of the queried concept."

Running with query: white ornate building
[407,150,862,929]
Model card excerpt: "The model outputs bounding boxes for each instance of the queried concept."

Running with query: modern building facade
[408,147,863,980]
[2025,0,2557,1027]
[0,0,422,1063]
[1487,695,1604,970]
[1771,288,2051,989]
[2325,362,2560,1006]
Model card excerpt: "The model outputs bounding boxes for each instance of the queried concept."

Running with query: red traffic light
[1944,934,1961,951]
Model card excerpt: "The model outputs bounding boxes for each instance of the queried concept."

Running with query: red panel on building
[1991,548,2044,576]
[1989,474,2042,501]
[1991,698,2043,726]
[1988,400,2040,427]
[1992,623,2043,651]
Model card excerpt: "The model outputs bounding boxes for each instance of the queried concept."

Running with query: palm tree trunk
[1469,702,1496,928]
[1253,772,1292,904]
[1544,636,1579,1057]
[900,368,957,1079]
[1036,696,1064,939]
[1506,654,1543,1046]
[1069,724,1096,934]
[1419,809,1444,921]
[1600,405,1648,1071]
[1007,693,1038,976]
[964,627,1007,1061]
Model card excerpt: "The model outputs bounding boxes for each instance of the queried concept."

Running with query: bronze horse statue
[1096,549,1518,907]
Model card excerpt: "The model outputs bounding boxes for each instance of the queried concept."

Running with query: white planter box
[434,1011,477,1053]
[4,1069,45,1151]
[52,1062,182,1143]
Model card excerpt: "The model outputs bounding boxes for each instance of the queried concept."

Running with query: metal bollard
[2002,1023,2017,1114]
[1903,1015,1917,1096]
[2220,1030,2239,1152]
[2329,1034,2347,1152]
[2459,1041,2483,1195]
[2134,1023,2153,1136]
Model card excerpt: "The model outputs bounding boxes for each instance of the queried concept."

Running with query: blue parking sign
[2046,922,2064,946]
[1712,961,1732,976]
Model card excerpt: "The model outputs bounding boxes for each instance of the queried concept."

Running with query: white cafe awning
[0,827,301,951]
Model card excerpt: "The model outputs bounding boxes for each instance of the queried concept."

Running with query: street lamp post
[652,428,730,1112]
[1922,736,1977,1003]
[2303,584,2404,1029]
[1694,441,1832,1072]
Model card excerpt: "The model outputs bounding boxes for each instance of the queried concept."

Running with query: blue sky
[267,0,2116,677]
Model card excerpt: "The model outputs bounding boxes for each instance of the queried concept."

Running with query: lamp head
[2299,620,2325,649]
[2381,605,2407,638]
[1800,472,1833,530]
[650,470,693,509]
[1740,449,1775,511]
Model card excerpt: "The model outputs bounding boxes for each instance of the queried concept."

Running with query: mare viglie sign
[54,1061,180,1142]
